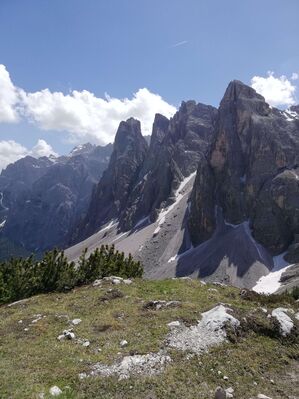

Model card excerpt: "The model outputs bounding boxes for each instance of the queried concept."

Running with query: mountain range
[2,80,299,290]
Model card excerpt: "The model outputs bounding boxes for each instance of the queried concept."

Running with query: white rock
[257,395,272,399]
[63,330,75,340]
[123,279,132,285]
[167,321,181,328]
[18,320,23,324]
[167,305,240,354]
[226,387,234,394]
[208,288,218,293]
[223,375,229,380]
[90,351,171,380]
[57,334,65,341]
[24,328,29,331]
[226,394,233,399]
[49,386,62,396]
[82,340,90,347]
[72,318,82,325]
[78,372,87,380]
[271,308,294,336]
[92,279,102,287]
[112,279,121,285]
[120,339,128,348]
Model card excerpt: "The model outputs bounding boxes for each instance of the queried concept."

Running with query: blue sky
[0,0,298,169]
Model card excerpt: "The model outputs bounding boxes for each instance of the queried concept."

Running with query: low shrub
[0,245,143,305]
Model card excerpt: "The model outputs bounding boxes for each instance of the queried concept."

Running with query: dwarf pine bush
[0,245,143,304]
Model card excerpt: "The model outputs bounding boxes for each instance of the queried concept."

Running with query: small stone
[49,386,62,396]
[112,279,121,285]
[218,370,222,375]
[18,320,23,324]
[92,279,102,287]
[257,395,272,399]
[167,321,181,328]
[120,339,128,348]
[63,330,75,340]
[78,373,87,380]
[214,386,226,399]
[223,375,229,380]
[123,279,132,285]
[24,328,29,331]
[253,381,258,386]
[270,379,274,384]
[72,318,82,325]
[226,387,234,394]
[82,340,90,347]
[57,334,65,341]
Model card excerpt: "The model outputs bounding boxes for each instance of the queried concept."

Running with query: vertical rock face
[119,102,218,230]
[189,81,299,254]
[74,118,149,240]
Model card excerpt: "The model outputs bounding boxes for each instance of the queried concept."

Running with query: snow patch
[253,252,293,294]
[153,172,196,235]
[134,216,149,229]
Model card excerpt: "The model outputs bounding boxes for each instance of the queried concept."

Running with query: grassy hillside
[0,278,298,399]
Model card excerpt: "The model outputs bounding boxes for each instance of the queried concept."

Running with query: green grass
[0,279,298,399]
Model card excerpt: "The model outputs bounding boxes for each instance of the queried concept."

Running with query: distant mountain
[0,143,112,256]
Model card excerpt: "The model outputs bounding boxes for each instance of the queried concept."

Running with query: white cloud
[31,139,58,158]
[0,64,176,145]
[21,87,176,144]
[291,72,298,81]
[251,71,297,107]
[0,139,57,171]
[0,65,21,123]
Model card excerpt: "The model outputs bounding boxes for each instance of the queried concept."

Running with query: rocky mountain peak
[219,80,270,116]
[70,143,95,156]
[113,118,145,153]
[150,114,170,149]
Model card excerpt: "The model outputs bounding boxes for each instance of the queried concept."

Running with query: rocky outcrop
[189,81,299,255]
[73,118,148,241]
[1,143,112,254]
[119,102,217,230]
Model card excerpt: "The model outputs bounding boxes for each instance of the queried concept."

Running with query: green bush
[0,245,143,305]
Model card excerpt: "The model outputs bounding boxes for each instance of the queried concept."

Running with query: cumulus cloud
[251,71,297,107]
[31,139,58,158]
[0,65,21,123]
[21,87,176,144]
[0,139,57,171]
[0,64,176,145]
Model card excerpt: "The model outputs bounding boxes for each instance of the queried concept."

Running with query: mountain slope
[0,278,298,399]
[0,143,112,255]
[67,81,299,290]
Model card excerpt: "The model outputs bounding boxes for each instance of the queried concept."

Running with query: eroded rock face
[74,118,148,241]
[119,102,218,230]
[189,81,299,254]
